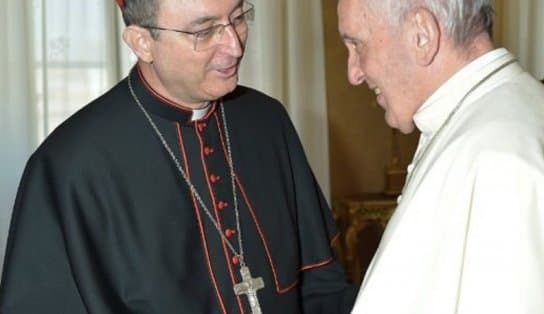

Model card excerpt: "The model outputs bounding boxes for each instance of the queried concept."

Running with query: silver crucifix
[233,265,265,314]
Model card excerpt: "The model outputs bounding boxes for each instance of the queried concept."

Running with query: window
[31,0,133,140]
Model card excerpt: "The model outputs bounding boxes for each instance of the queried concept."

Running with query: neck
[137,61,208,110]
[420,32,495,103]
[454,32,495,66]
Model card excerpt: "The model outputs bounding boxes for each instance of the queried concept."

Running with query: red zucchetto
[115,0,125,7]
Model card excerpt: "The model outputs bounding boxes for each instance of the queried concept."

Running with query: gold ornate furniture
[333,194,397,284]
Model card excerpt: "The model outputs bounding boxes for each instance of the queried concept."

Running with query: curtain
[494,0,544,80]
[0,1,35,266]
[0,0,121,268]
[239,0,331,200]
[33,0,120,135]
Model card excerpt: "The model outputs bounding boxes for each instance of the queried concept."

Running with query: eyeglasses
[142,2,255,51]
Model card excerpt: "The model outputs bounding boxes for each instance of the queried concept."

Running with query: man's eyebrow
[186,0,245,28]
[340,33,360,44]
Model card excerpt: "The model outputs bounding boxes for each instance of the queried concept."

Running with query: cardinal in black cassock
[0,66,357,313]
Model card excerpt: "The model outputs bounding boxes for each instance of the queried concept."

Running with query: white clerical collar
[413,48,511,135]
[191,102,212,121]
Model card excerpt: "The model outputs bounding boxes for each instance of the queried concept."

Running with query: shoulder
[449,76,544,163]
[429,71,544,172]
[224,85,279,104]
[33,80,133,165]
[219,86,302,148]
[473,71,544,122]
[223,85,289,120]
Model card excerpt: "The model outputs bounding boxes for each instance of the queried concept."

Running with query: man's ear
[405,8,440,66]
[122,26,154,63]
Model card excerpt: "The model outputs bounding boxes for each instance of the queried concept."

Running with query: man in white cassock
[337,0,544,313]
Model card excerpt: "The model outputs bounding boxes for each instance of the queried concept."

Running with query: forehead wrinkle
[339,0,374,34]
[177,0,245,28]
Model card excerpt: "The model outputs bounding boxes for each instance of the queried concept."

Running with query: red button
[204,147,214,156]
[225,229,236,238]
[197,122,207,132]
[232,256,240,265]
[210,174,220,183]
[217,201,228,210]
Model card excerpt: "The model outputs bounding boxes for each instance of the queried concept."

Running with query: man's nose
[347,55,365,85]
[218,25,244,57]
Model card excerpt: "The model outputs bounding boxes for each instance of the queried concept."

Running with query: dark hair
[119,0,161,38]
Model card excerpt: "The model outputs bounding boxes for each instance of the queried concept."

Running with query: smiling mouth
[216,64,238,76]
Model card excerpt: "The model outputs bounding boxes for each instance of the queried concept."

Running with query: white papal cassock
[351,49,544,314]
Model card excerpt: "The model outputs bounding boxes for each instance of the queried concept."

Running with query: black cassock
[0,66,356,313]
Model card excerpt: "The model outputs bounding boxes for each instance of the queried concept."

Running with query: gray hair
[368,0,494,46]
[119,0,162,38]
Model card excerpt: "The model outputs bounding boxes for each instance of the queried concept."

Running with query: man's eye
[232,14,245,24]
[344,40,358,49]
[196,28,215,39]
[351,40,365,50]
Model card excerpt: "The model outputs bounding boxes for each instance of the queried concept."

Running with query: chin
[397,123,416,134]
[208,83,238,99]
[221,80,238,95]
[384,112,397,129]
[385,111,416,134]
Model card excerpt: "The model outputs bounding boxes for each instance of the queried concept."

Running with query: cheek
[183,54,214,80]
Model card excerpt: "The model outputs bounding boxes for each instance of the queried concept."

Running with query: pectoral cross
[233,265,265,314]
